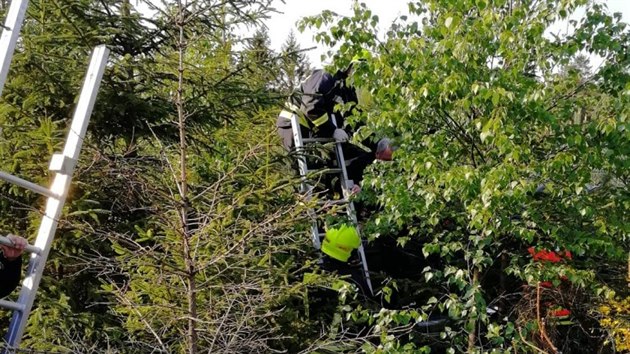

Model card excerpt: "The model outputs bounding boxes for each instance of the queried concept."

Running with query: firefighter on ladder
[276,62,363,153]
[278,54,376,296]
[276,60,373,198]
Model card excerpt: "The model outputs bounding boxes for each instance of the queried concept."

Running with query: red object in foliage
[540,281,553,288]
[543,251,562,263]
[559,275,569,282]
[527,247,571,263]
[551,308,571,317]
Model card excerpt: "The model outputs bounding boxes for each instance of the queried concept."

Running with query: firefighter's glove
[333,128,349,142]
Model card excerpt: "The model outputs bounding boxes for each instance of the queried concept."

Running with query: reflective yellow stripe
[282,101,329,129]
[311,113,329,127]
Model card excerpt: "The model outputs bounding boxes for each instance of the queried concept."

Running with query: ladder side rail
[0,235,41,255]
[329,114,373,296]
[289,113,321,249]
[290,113,309,187]
[346,203,373,295]
[0,0,29,96]
[307,212,321,249]
[334,139,374,295]
[328,114,352,195]
[5,45,109,349]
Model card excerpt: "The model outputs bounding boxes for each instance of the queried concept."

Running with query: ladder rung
[316,199,349,206]
[0,171,60,199]
[0,236,42,255]
[309,168,342,175]
[0,299,25,312]
[303,138,336,144]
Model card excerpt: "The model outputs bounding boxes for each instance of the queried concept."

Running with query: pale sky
[266,0,409,65]
[133,0,629,67]
[267,0,630,66]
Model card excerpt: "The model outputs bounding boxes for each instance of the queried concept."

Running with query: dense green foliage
[302,0,628,352]
[0,0,627,353]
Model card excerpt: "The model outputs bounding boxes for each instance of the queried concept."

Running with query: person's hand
[333,128,349,142]
[351,184,362,195]
[1,234,27,261]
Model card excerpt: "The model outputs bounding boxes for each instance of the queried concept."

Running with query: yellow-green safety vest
[321,224,361,262]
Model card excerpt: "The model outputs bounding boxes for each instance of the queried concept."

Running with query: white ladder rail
[290,113,322,249]
[0,0,29,96]
[2,45,110,350]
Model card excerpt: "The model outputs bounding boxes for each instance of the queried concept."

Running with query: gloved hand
[333,128,349,142]
[1,234,27,261]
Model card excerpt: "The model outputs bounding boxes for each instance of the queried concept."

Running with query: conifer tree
[301,0,629,352]
[2,1,318,352]
[277,30,312,94]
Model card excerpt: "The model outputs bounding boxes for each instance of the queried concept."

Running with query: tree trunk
[467,268,479,353]
[176,1,198,353]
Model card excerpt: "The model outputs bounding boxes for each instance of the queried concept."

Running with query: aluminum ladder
[0,0,110,350]
[289,113,373,296]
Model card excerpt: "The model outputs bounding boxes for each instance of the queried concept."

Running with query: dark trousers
[321,254,371,298]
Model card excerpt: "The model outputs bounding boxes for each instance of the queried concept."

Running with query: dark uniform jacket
[0,253,22,298]
[346,152,376,186]
[276,68,359,148]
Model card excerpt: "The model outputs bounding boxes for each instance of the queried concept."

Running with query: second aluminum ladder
[0,0,109,350]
